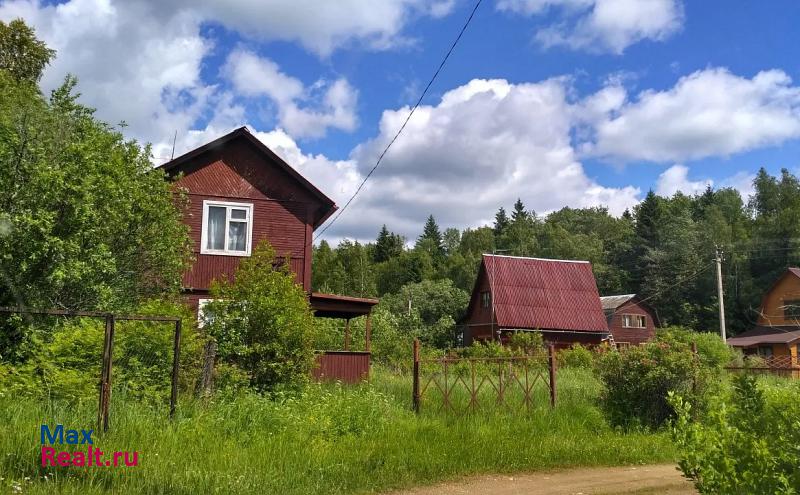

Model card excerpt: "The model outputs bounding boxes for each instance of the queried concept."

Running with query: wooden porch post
[344,318,351,351]
[365,313,372,352]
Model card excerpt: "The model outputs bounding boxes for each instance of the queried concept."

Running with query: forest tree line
[312,169,800,337]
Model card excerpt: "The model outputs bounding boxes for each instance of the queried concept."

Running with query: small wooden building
[461,255,610,347]
[728,267,800,365]
[158,127,377,382]
[599,294,660,346]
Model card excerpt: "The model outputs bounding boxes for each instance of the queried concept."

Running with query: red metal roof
[482,255,609,333]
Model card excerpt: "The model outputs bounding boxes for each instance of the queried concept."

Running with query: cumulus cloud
[0,0,213,148]
[654,164,711,196]
[223,49,358,138]
[498,0,684,54]
[327,78,641,240]
[159,0,456,57]
[585,68,800,162]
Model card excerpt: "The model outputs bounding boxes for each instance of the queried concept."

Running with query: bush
[596,339,712,429]
[507,331,544,354]
[656,326,734,369]
[558,344,594,369]
[0,299,203,403]
[671,375,800,494]
[206,241,316,392]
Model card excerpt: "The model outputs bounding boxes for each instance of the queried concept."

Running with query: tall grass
[1,367,676,494]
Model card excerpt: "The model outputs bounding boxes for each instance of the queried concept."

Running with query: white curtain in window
[228,221,246,251]
[207,206,226,250]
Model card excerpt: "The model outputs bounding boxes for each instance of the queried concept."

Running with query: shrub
[671,375,800,494]
[206,241,316,392]
[656,326,734,369]
[596,339,711,429]
[0,299,203,403]
[507,331,544,354]
[558,344,594,369]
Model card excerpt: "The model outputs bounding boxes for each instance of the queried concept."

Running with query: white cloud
[166,0,455,57]
[498,0,683,54]
[325,78,641,240]
[0,0,213,149]
[655,164,711,196]
[585,68,800,162]
[222,49,358,138]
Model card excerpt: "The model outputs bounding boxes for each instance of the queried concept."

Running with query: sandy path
[391,464,696,495]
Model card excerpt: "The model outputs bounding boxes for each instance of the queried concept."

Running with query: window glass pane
[228,221,247,251]
[206,206,226,250]
[231,208,247,220]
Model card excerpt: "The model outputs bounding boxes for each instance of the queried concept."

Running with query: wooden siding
[463,267,494,344]
[312,351,370,383]
[173,155,315,292]
[606,299,657,345]
[757,272,800,326]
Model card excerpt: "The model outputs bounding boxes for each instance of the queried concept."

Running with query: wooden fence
[412,339,557,414]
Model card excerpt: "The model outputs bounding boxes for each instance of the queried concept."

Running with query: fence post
[170,319,182,419]
[691,342,698,395]
[198,340,217,399]
[548,344,557,408]
[412,338,420,413]
[98,314,115,433]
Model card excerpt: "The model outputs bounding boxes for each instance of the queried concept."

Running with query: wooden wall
[170,139,322,293]
[606,299,657,345]
[757,273,800,326]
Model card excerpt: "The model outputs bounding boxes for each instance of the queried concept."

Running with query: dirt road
[392,464,696,495]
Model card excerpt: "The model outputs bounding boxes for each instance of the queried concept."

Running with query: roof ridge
[482,254,590,263]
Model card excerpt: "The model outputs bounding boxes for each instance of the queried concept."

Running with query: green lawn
[0,367,677,494]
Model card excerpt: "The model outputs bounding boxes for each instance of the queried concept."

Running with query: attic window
[201,200,253,256]
[622,314,646,328]
[784,299,800,320]
[481,291,491,309]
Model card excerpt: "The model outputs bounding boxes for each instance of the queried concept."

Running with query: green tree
[207,242,316,391]
[0,19,55,83]
[493,206,510,244]
[417,214,443,256]
[373,224,403,263]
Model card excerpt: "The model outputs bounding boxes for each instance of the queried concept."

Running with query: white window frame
[200,200,254,256]
[621,314,646,328]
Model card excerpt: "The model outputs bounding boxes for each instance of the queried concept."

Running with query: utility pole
[715,245,727,343]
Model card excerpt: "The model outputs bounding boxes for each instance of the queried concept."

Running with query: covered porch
[309,292,379,383]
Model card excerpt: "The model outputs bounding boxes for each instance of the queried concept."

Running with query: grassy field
[0,367,678,494]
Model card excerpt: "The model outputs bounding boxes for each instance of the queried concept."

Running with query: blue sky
[3,0,800,242]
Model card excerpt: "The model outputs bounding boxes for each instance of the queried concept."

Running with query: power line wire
[313,0,484,241]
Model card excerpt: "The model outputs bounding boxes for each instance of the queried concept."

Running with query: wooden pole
[344,318,351,351]
[548,344,557,408]
[170,319,182,419]
[715,246,727,343]
[365,314,372,353]
[412,338,420,413]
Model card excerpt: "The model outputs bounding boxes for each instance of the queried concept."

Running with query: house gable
[159,128,336,296]
[757,268,800,326]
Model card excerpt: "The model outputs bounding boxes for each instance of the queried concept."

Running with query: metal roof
[599,294,637,310]
[727,325,800,347]
[482,254,609,333]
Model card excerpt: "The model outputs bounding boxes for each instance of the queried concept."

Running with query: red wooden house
[599,294,659,346]
[461,254,610,347]
[158,127,377,382]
